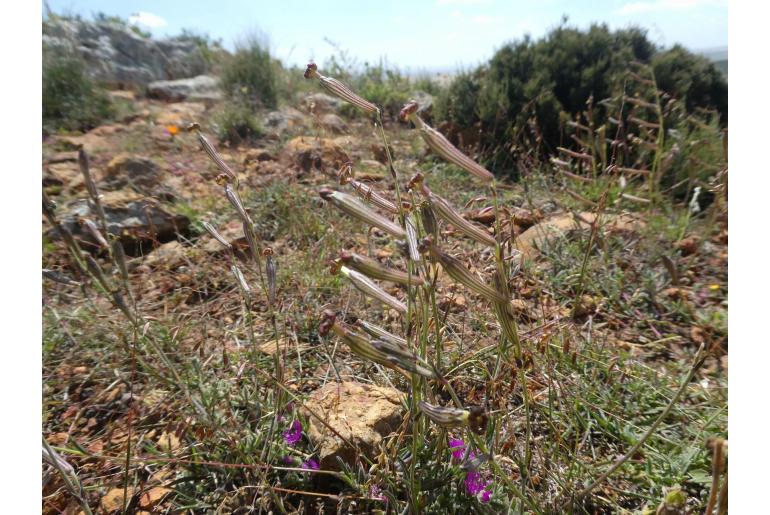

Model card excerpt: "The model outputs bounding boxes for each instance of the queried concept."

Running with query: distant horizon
[44,0,727,74]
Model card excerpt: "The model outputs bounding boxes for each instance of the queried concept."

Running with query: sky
[44,0,728,72]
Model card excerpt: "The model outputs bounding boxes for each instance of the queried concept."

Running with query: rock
[43,17,209,87]
[108,90,135,101]
[283,137,350,172]
[319,113,348,134]
[262,107,307,135]
[138,486,172,510]
[302,381,404,469]
[104,154,163,193]
[142,241,186,268]
[148,75,222,102]
[154,102,206,126]
[514,211,643,259]
[59,126,122,154]
[44,162,84,193]
[101,487,135,513]
[56,192,190,253]
[47,151,79,164]
[243,148,276,165]
[511,207,541,230]
[302,93,342,114]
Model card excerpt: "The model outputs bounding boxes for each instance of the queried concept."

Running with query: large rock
[262,107,307,135]
[302,93,342,114]
[147,75,221,102]
[104,154,162,191]
[302,382,404,469]
[319,113,348,134]
[514,211,643,259]
[153,102,206,126]
[283,137,350,172]
[56,191,190,253]
[43,17,209,87]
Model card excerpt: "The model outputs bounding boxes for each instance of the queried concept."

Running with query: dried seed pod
[243,221,262,267]
[305,63,378,114]
[401,102,493,182]
[201,221,233,251]
[420,202,439,238]
[264,248,276,305]
[231,265,252,298]
[341,172,400,215]
[371,339,436,378]
[338,266,406,313]
[81,218,109,249]
[111,240,129,285]
[405,216,422,262]
[354,318,407,347]
[190,124,237,182]
[318,311,399,370]
[339,250,424,286]
[42,269,80,286]
[417,180,495,247]
[421,238,506,303]
[112,290,137,324]
[492,273,520,352]
[85,255,111,291]
[225,184,253,226]
[320,188,405,238]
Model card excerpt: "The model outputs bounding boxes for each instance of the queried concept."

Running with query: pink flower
[302,458,319,470]
[283,420,302,446]
[448,437,477,461]
[464,471,492,503]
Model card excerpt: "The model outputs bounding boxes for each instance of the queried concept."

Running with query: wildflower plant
[305,61,538,509]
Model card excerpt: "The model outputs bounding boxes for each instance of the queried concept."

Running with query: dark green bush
[42,46,114,134]
[434,23,727,178]
[212,100,263,146]
[220,34,278,109]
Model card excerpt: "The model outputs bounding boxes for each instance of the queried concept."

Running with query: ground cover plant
[42,21,727,514]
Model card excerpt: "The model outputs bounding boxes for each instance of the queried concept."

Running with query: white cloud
[128,11,168,29]
[617,0,725,15]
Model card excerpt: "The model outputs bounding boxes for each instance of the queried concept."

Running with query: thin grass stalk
[43,438,93,515]
[564,343,706,509]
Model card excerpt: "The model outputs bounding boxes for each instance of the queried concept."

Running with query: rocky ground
[42,90,727,513]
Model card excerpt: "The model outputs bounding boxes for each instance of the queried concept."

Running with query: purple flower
[301,458,319,470]
[464,471,492,503]
[283,420,302,446]
[369,484,386,501]
[449,438,466,460]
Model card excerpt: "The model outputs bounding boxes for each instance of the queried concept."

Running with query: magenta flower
[283,420,302,446]
[302,458,319,470]
[464,471,492,503]
[449,438,465,460]
[369,484,386,501]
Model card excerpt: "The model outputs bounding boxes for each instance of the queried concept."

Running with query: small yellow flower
[709,284,721,291]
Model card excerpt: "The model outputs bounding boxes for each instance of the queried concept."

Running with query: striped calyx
[401,102,494,182]
[319,188,406,238]
[305,63,378,114]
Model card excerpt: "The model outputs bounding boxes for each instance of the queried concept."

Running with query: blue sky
[45,0,727,72]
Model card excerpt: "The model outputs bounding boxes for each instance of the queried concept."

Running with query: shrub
[212,100,263,146]
[42,45,114,134]
[220,33,278,109]
[434,23,727,177]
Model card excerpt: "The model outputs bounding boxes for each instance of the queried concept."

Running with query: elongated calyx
[319,311,434,377]
[319,188,406,238]
[339,250,424,286]
[305,63,378,114]
[419,237,507,304]
[418,401,488,434]
[411,174,495,247]
[338,265,407,313]
[401,101,494,182]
